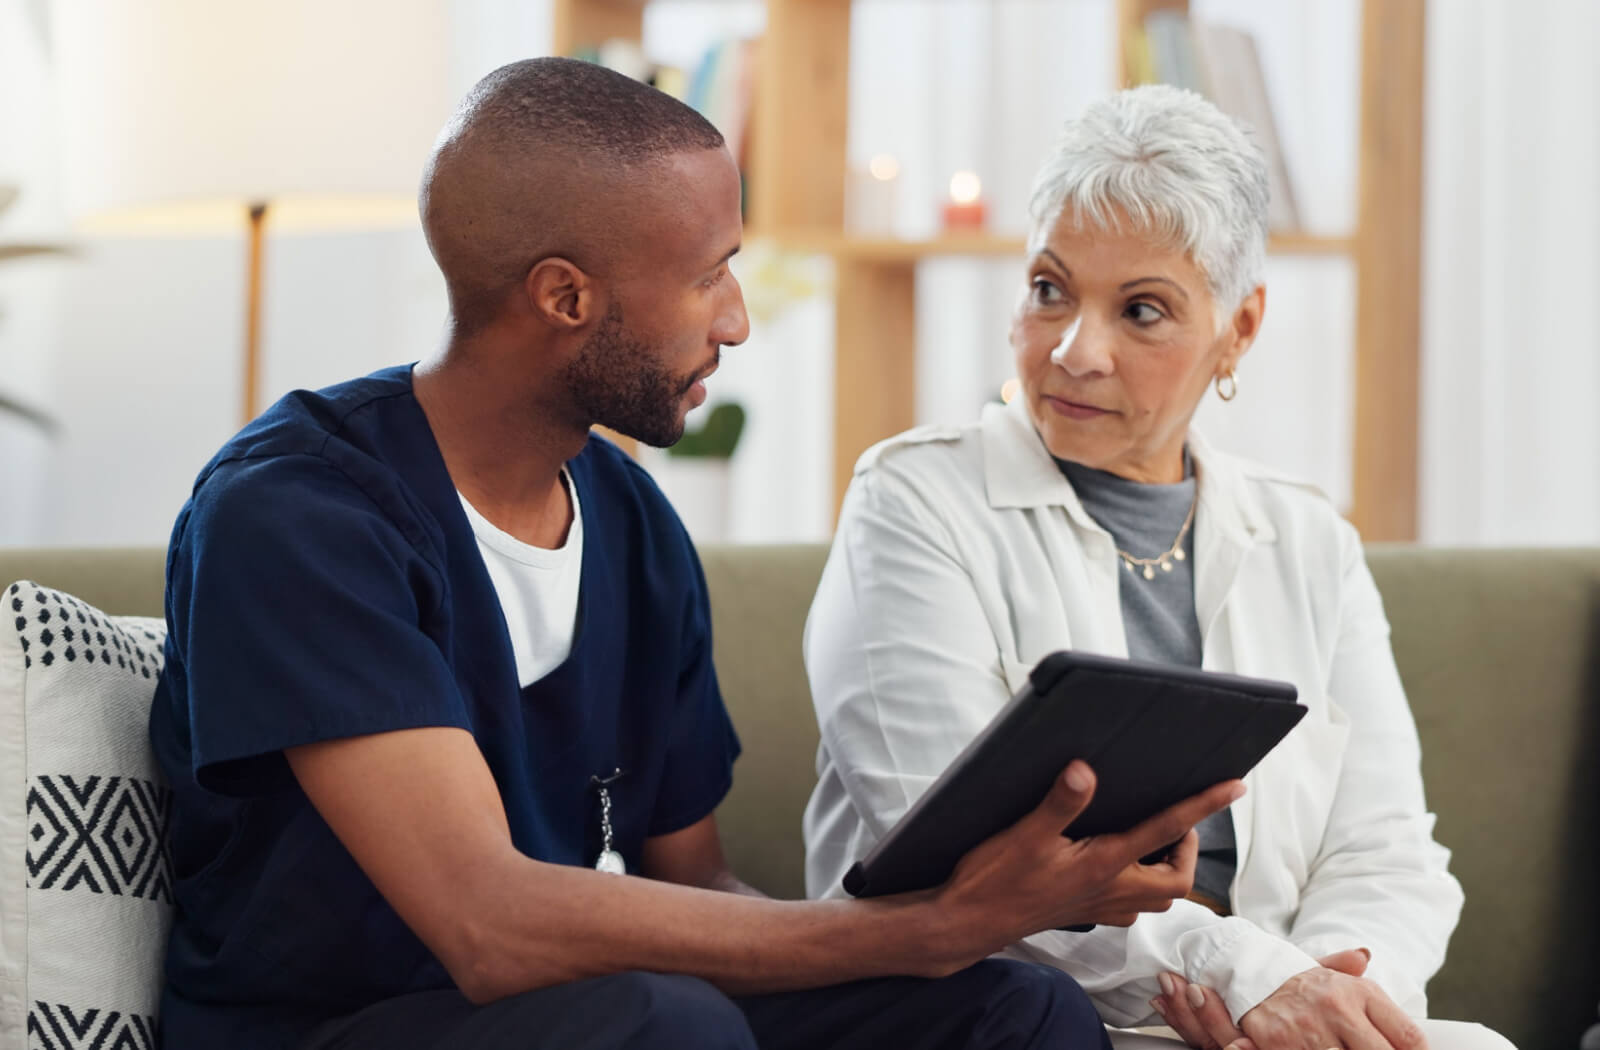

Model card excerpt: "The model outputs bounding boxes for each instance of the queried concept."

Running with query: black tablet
[842,650,1304,899]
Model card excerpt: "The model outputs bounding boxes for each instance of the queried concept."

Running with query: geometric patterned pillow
[0,582,170,1050]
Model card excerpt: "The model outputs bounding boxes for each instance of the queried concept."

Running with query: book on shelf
[1130,13,1302,233]
[1123,24,1158,90]
[684,37,758,170]
[1143,11,1204,94]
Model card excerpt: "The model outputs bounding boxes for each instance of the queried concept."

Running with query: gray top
[1057,453,1236,908]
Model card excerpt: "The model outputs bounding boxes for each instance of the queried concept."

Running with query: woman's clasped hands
[1152,949,1430,1050]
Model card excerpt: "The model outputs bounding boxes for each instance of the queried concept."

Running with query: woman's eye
[1031,278,1062,305]
[1127,301,1164,324]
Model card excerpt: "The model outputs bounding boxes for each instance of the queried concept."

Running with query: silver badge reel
[591,768,627,875]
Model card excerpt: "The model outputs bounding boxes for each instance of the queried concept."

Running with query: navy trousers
[300,958,1112,1050]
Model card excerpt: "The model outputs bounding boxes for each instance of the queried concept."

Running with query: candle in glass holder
[942,170,987,231]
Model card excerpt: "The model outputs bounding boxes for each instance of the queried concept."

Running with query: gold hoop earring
[1216,371,1238,402]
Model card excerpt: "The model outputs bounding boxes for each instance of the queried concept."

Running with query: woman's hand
[1152,970,1244,1050]
[1238,962,1427,1050]
[1152,949,1381,1050]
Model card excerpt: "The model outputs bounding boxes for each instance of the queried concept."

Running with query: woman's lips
[1044,395,1113,421]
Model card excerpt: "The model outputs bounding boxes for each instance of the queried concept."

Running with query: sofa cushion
[1366,546,1600,1049]
[0,581,170,1050]
[700,544,829,900]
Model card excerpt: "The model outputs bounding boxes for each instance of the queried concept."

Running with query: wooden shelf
[0,243,70,262]
[756,230,1353,262]
[1266,232,1355,256]
[552,0,648,58]
[756,230,1025,262]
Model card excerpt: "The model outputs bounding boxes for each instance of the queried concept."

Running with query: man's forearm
[288,729,1236,1006]
[702,869,768,899]
[454,853,965,1002]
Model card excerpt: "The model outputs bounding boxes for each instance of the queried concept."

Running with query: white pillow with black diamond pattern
[0,581,170,1050]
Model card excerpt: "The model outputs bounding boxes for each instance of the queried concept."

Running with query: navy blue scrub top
[148,365,740,1050]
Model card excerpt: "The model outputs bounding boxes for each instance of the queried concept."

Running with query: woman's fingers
[1317,948,1371,977]
[1333,1020,1398,1050]
[1152,972,1211,1048]
[1363,996,1429,1050]
[1153,998,1212,1048]
[1153,974,1243,1050]
[1186,981,1246,1049]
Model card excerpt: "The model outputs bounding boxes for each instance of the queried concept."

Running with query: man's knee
[953,958,1108,1048]
[606,971,756,1049]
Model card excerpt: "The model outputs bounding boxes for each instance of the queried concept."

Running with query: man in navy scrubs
[148,57,1240,1050]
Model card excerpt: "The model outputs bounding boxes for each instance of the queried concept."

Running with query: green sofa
[3,545,1596,1049]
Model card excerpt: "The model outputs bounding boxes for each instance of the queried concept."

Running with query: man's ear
[524,257,595,332]
[1219,284,1265,375]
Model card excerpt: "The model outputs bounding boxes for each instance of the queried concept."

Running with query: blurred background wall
[0,0,1594,547]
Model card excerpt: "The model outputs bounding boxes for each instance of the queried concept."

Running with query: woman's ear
[1219,284,1266,374]
[524,257,594,332]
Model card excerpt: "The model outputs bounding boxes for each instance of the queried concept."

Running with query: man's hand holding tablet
[925,761,1244,964]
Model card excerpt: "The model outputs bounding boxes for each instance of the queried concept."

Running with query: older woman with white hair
[801,86,1515,1050]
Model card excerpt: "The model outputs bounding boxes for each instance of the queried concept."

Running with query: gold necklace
[1116,489,1198,580]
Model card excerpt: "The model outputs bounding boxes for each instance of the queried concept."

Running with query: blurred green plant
[738,237,828,323]
[669,402,745,458]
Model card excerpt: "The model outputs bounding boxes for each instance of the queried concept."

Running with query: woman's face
[1009,207,1262,483]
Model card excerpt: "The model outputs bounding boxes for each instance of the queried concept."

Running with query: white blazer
[802,395,1463,1026]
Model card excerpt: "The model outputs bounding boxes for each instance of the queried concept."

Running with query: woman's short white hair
[1028,84,1270,313]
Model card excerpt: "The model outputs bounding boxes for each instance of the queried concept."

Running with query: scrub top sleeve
[171,454,470,796]
[647,543,741,836]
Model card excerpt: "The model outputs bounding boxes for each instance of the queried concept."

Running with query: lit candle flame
[949,171,982,205]
[869,154,900,181]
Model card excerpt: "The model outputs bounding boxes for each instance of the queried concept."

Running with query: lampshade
[53,0,452,232]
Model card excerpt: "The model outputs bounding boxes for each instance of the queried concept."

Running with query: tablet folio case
[842,651,1303,899]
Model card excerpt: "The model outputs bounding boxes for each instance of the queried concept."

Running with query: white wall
[1419,0,1600,545]
[2,0,1592,548]
[37,230,450,547]
[0,0,66,543]
[0,0,463,547]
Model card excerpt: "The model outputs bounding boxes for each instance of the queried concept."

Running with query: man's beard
[562,303,706,448]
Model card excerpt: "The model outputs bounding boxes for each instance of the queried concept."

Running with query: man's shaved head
[420,57,726,334]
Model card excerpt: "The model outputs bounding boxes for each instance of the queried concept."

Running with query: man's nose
[718,275,751,347]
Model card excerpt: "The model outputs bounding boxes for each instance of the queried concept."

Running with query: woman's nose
[1049,316,1111,377]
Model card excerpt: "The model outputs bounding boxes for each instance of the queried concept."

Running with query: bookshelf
[557,0,1425,541]
[1117,0,1426,541]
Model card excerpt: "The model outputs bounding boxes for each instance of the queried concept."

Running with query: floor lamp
[53,0,451,425]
